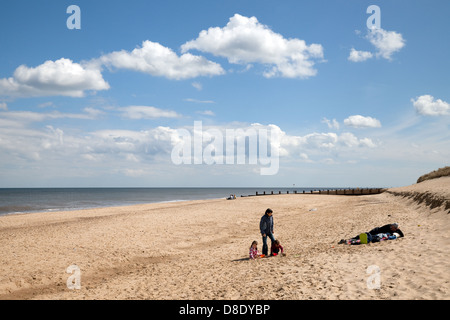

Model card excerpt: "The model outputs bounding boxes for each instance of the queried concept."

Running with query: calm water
[0,187,323,216]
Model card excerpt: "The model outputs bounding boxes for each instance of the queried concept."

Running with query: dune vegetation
[417,166,450,183]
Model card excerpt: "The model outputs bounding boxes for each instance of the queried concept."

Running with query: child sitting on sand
[249,241,263,259]
[270,239,285,256]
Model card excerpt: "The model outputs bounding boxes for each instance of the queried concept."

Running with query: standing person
[260,208,275,256]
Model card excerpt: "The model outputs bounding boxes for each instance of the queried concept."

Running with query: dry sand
[0,178,449,300]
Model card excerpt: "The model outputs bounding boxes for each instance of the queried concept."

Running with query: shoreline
[0,198,213,218]
[0,186,387,217]
[0,178,449,300]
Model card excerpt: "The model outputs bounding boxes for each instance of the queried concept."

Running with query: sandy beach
[0,178,449,300]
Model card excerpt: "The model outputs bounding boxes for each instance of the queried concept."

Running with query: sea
[0,187,325,216]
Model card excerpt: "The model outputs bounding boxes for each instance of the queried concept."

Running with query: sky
[0,0,449,188]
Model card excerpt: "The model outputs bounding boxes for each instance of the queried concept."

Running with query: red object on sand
[272,253,278,256]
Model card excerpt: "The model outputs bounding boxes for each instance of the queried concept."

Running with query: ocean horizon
[0,187,353,216]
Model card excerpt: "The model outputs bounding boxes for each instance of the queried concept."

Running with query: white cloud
[0,108,104,126]
[279,129,376,157]
[196,110,215,116]
[0,102,7,110]
[299,153,309,160]
[0,122,179,165]
[367,28,405,60]
[83,107,106,118]
[192,82,203,91]
[181,14,324,79]
[322,117,340,130]
[412,95,450,116]
[0,58,109,98]
[348,48,373,62]
[344,115,381,128]
[0,116,384,186]
[338,132,360,147]
[37,101,56,108]
[118,106,181,119]
[359,137,377,148]
[184,98,215,104]
[98,40,225,80]
[349,28,405,62]
[123,168,148,177]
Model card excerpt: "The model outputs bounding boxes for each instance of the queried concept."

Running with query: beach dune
[1,178,449,300]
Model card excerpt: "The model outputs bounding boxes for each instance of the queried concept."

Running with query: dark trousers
[262,233,275,255]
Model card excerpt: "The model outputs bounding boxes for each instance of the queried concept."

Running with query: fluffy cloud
[348,48,373,62]
[349,28,405,62]
[0,58,109,98]
[322,117,340,130]
[344,115,381,128]
[181,14,324,79]
[412,95,450,116]
[367,28,405,60]
[0,117,179,164]
[0,108,379,179]
[280,131,376,152]
[98,40,225,80]
[88,127,177,156]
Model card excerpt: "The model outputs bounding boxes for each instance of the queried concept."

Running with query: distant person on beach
[270,239,285,256]
[260,208,275,256]
[345,232,401,245]
[249,241,262,259]
[338,223,404,244]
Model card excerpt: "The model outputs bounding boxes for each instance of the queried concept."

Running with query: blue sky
[0,0,449,187]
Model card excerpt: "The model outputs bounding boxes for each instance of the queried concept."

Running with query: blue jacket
[260,214,273,235]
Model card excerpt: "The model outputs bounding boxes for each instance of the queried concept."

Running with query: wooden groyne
[239,188,386,198]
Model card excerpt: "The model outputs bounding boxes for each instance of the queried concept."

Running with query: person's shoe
[338,239,346,244]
